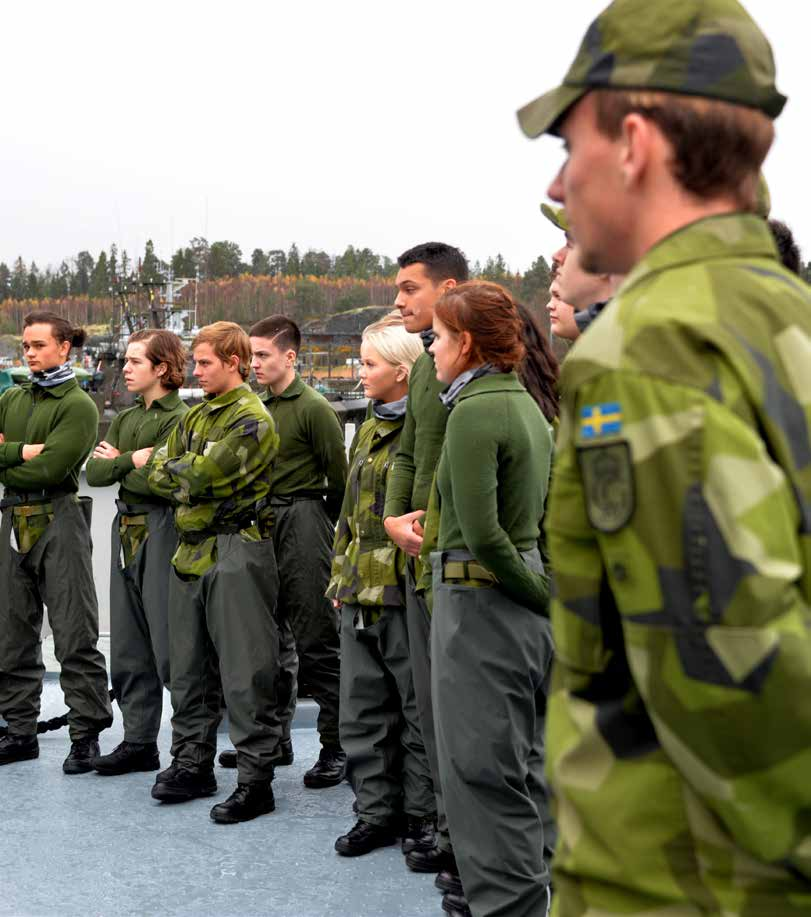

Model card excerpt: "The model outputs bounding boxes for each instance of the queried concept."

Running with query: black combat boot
[401,814,437,854]
[218,739,293,770]
[93,741,160,775]
[210,781,275,824]
[441,891,472,917]
[63,737,100,775]
[303,745,346,788]
[151,761,217,801]
[435,870,464,897]
[0,733,39,766]
[405,845,457,874]
[334,819,398,856]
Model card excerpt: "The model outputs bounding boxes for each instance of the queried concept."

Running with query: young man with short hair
[148,321,281,823]
[519,0,811,911]
[383,242,468,884]
[244,315,348,787]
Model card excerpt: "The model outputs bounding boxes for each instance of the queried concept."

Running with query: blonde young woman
[327,313,435,858]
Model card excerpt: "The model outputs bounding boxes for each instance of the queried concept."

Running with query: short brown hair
[129,329,187,390]
[249,315,301,353]
[593,89,774,211]
[434,281,525,372]
[24,311,86,349]
[192,321,251,380]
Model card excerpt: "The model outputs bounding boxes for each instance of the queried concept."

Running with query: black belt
[0,488,73,510]
[268,494,323,506]
[115,499,165,516]
[178,515,256,545]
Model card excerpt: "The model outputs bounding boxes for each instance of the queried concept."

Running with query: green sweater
[383,349,448,519]
[0,378,98,494]
[261,374,347,520]
[85,390,188,504]
[436,372,552,610]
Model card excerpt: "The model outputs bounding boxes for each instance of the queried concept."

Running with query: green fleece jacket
[85,390,188,505]
[435,372,553,611]
[383,349,448,519]
[0,378,98,494]
[261,374,347,521]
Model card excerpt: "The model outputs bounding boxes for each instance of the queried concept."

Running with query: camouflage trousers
[339,603,434,826]
[168,533,282,783]
[404,564,450,853]
[110,503,175,744]
[0,495,113,741]
[273,499,341,748]
[431,549,555,917]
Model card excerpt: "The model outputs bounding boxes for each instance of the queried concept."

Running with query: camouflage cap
[541,203,570,233]
[518,0,787,139]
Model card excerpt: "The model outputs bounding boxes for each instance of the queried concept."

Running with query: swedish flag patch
[580,402,622,439]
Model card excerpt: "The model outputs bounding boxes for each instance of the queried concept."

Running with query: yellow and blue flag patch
[581,402,623,439]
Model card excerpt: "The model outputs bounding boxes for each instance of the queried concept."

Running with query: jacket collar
[619,213,779,299]
[263,373,305,402]
[203,383,251,411]
[454,371,525,403]
[136,390,184,411]
[22,377,77,399]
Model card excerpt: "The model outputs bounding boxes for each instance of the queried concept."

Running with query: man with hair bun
[148,321,281,823]
[0,311,113,772]
[519,0,811,912]
[86,329,189,776]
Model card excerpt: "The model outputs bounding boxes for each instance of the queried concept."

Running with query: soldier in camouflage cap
[517,0,811,915]
[148,322,282,824]
[328,314,435,858]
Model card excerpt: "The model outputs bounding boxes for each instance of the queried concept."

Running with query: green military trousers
[168,533,281,783]
[273,499,341,747]
[0,495,113,741]
[339,603,434,826]
[276,614,298,746]
[405,565,451,853]
[110,504,175,744]
[431,549,555,917]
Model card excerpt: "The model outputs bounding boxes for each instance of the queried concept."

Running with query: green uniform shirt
[261,373,347,520]
[0,377,97,494]
[148,383,279,577]
[383,350,448,520]
[327,412,406,617]
[85,390,188,505]
[546,214,811,913]
[435,372,552,610]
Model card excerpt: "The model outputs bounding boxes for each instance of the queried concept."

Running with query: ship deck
[2,686,440,917]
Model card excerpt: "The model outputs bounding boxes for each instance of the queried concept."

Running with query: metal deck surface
[2,687,440,917]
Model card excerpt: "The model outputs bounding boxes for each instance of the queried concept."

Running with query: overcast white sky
[1,0,808,275]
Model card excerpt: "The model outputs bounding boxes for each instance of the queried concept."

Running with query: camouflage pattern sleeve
[147,411,277,504]
[147,422,185,503]
[383,392,417,520]
[548,368,811,883]
[326,428,360,600]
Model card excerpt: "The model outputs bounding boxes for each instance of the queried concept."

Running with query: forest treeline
[0,239,554,335]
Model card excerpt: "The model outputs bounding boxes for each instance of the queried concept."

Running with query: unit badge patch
[577,441,635,533]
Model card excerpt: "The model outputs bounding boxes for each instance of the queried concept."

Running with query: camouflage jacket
[327,412,406,617]
[148,383,279,577]
[546,214,811,914]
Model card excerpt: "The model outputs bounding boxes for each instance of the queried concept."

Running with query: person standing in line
[382,242,469,880]
[86,330,188,775]
[0,311,113,773]
[427,282,555,917]
[221,315,349,788]
[518,0,811,912]
[148,322,281,824]
[328,313,435,858]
